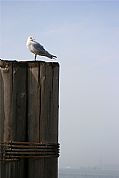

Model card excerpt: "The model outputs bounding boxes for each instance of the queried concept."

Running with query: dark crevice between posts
[25,63,28,178]
[38,63,41,142]
[25,63,28,142]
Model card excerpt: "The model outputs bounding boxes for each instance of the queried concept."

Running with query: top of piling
[0,59,59,68]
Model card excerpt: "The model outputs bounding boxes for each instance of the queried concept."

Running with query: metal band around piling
[0,141,60,161]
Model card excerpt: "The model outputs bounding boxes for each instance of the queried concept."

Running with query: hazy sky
[0,0,119,169]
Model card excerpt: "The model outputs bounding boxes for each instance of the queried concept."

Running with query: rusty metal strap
[0,141,60,161]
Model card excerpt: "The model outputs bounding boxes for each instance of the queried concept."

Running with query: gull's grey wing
[33,41,45,52]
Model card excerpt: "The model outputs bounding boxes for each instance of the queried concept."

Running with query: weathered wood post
[0,59,59,178]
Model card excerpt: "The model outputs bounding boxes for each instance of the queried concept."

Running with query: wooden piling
[0,59,59,178]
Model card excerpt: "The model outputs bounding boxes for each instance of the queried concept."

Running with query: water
[59,168,119,178]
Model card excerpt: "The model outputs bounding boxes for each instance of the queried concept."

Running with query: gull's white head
[27,36,34,41]
[26,36,35,47]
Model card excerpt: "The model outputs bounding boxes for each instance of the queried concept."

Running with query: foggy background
[0,0,119,169]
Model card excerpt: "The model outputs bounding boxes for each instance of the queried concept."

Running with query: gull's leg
[34,54,37,61]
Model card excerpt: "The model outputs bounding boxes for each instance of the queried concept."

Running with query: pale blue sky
[0,0,119,169]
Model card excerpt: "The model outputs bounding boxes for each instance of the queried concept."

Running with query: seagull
[26,36,57,60]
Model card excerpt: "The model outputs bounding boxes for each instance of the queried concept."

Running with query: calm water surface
[59,168,119,178]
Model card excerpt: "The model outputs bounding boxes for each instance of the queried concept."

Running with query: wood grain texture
[11,62,27,142]
[0,61,27,178]
[0,60,59,178]
[28,62,59,178]
[27,62,41,178]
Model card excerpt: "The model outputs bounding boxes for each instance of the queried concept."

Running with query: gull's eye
[29,37,32,40]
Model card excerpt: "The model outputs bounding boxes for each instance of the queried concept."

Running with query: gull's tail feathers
[45,51,57,59]
[51,55,57,59]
